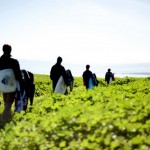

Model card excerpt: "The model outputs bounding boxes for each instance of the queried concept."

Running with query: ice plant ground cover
[0,75,150,150]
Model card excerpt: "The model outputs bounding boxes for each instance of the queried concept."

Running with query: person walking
[82,65,93,90]
[50,56,68,94]
[105,68,114,85]
[0,44,22,121]
[66,69,74,92]
[21,70,35,110]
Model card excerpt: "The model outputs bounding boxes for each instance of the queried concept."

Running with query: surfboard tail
[55,76,67,94]
[88,78,94,89]
[0,69,17,93]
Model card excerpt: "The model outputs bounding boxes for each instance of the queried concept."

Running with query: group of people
[82,65,114,89]
[50,56,114,92]
[0,44,114,122]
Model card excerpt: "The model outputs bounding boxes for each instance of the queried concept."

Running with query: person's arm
[50,67,54,81]
[14,60,22,82]
[62,67,69,86]
[105,73,107,81]
[82,72,86,86]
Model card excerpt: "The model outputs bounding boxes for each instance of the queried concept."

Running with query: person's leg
[53,82,57,92]
[65,89,68,95]
[70,82,73,92]
[1,92,15,120]
[29,84,35,105]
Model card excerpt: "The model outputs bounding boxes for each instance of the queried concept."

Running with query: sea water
[19,59,150,78]
[94,63,150,78]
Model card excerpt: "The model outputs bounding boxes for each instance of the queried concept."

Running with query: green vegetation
[0,75,150,150]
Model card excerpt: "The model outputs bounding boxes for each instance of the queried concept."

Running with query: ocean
[96,63,150,78]
[19,59,150,78]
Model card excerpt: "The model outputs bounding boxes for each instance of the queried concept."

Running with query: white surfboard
[109,77,112,84]
[0,69,17,93]
[54,76,67,94]
[88,78,94,89]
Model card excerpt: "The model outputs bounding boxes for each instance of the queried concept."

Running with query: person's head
[57,56,62,64]
[108,68,111,72]
[86,64,90,70]
[2,44,12,56]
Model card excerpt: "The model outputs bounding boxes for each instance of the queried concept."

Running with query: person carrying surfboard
[105,68,115,85]
[50,56,68,94]
[0,44,22,121]
[82,65,93,90]
[66,69,74,92]
[21,70,35,107]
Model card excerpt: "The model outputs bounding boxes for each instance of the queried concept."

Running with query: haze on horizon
[0,0,150,75]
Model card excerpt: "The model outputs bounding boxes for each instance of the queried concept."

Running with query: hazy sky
[0,0,150,67]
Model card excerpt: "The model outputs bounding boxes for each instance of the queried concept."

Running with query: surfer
[50,56,68,93]
[0,44,22,121]
[105,68,114,85]
[82,65,93,90]
[66,69,74,92]
[21,70,35,110]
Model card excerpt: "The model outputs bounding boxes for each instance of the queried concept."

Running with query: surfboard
[88,78,94,89]
[109,74,114,84]
[92,73,98,86]
[54,75,67,94]
[0,69,17,93]
[109,77,112,84]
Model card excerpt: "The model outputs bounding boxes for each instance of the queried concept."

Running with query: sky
[0,0,150,76]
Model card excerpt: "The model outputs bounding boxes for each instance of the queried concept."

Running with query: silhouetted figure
[92,73,99,86]
[50,57,68,93]
[0,44,22,121]
[82,65,93,89]
[66,69,74,92]
[21,70,35,110]
[105,68,114,85]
